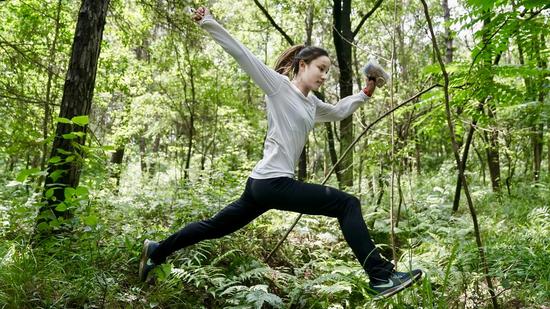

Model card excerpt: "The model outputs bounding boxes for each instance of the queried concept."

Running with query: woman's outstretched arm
[314,80,376,122]
[192,7,283,96]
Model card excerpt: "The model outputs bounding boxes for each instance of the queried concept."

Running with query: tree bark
[110,147,124,190]
[325,122,342,184]
[332,0,354,188]
[453,101,485,212]
[533,34,547,181]
[480,15,501,193]
[485,106,501,192]
[39,0,110,227]
[442,0,453,64]
[139,135,147,174]
[40,0,63,172]
[298,3,316,181]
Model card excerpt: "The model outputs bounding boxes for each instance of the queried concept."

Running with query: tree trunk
[40,0,63,172]
[298,4,315,182]
[533,34,547,181]
[325,122,341,184]
[453,102,485,212]
[110,147,125,190]
[442,0,453,64]
[150,134,161,175]
[482,15,501,193]
[533,125,543,181]
[421,2,499,307]
[38,0,110,228]
[332,0,354,188]
[485,119,501,192]
[139,135,147,174]
[414,129,422,175]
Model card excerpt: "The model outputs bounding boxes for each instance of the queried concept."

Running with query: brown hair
[274,45,329,78]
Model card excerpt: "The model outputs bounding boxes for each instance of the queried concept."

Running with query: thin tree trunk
[453,101,485,212]
[421,2,499,307]
[481,14,501,193]
[485,108,501,192]
[40,0,63,172]
[150,134,161,175]
[110,147,124,191]
[333,0,354,188]
[503,131,516,195]
[533,34,547,181]
[414,129,422,175]
[298,5,315,181]
[395,171,403,227]
[139,135,147,174]
[325,122,341,184]
[442,0,453,64]
[473,140,486,184]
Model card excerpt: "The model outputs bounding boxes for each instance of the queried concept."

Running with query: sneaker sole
[139,239,154,282]
[373,271,423,300]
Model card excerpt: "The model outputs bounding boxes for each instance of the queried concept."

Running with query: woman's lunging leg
[150,196,266,264]
[337,196,394,278]
[249,177,393,279]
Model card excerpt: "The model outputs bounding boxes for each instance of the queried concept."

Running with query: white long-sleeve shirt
[200,16,370,179]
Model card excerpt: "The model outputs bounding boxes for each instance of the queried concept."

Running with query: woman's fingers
[192,6,210,22]
[364,79,376,96]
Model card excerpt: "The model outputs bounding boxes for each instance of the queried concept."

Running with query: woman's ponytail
[274,45,329,78]
[274,45,305,77]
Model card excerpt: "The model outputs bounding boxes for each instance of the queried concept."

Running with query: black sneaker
[370,269,423,300]
[139,239,160,282]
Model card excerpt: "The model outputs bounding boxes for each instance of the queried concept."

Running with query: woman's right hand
[363,79,376,97]
[191,6,210,23]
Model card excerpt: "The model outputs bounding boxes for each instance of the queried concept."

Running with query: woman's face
[297,55,331,92]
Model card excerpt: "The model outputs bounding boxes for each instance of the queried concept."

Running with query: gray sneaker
[139,239,160,282]
[370,269,423,300]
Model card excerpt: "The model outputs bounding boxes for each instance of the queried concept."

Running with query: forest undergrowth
[0,163,549,308]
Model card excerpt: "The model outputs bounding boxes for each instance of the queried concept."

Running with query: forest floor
[1,165,549,308]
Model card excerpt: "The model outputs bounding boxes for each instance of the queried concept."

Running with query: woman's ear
[298,59,306,72]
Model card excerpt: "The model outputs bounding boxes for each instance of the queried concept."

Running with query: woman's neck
[292,79,310,96]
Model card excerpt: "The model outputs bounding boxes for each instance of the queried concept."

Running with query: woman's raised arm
[192,7,283,96]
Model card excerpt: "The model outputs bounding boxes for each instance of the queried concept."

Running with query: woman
[139,6,422,299]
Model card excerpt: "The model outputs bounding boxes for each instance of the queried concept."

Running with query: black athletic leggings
[150,177,394,279]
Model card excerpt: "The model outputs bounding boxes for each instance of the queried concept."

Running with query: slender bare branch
[420,1,499,308]
[352,0,384,38]
[266,84,441,262]
[253,0,295,45]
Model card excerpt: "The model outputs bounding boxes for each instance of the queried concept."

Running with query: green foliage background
[0,0,549,307]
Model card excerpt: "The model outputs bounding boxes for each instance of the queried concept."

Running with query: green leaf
[76,186,89,198]
[16,167,40,182]
[49,169,65,182]
[45,188,56,199]
[55,202,67,212]
[64,187,76,200]
[48,156,62,164]
[49,218,61,228]
[83,215,98,226]
[71,115,89,126]
[466,0,494,10]
[65,155,75,163]
[72,131,85,137]
[62,133,77,140]
[37,222,50,231]
[55,117,72,124]
[57,149,73,155]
